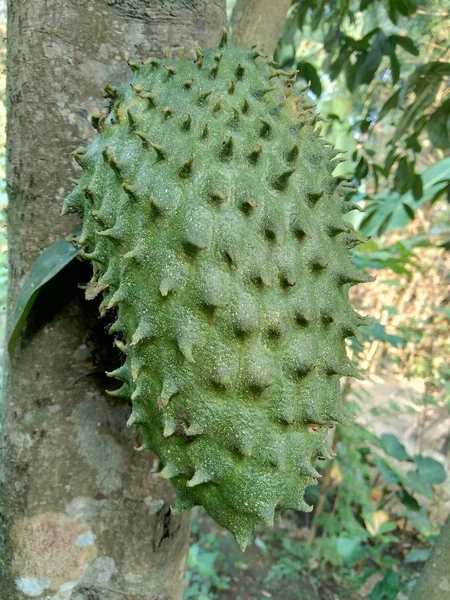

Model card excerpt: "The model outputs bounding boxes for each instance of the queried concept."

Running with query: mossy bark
[1,1,225,598]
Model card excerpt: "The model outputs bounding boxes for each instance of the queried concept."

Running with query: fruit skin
[62,32,373,549]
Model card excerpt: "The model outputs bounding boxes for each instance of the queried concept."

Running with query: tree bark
[1,1,225,599]
[231,0,292,57]
[411,513,450,600]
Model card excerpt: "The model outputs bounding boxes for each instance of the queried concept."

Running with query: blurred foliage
[276,0,450,208]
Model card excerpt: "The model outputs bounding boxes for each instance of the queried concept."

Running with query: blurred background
[1,1,449,598]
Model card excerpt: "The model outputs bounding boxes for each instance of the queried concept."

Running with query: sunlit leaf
[364,510,390,536]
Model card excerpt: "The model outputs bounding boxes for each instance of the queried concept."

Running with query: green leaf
[412,174,423,201]
[413,456,446,484]
[390,34,419,56]
[355,156,369,180]
[311,3,325,31]
[394,63,450,144]
[396,489,420,511]
[387,0,398,24]
[8,237,79,356]
[406,132,422,153]
[374,458,399,484]
[405,471,433,499]
[330,46,353,80]
[369,569,401,600]
[428,99,450,150]
[404,549,430,563]
[353,31,385,87]
[402,203,415,221]
[389,51,400,84]
[394,156,413,194]
[336,537,359,558]
[379,89,400,121]
[379,433,410,461]
[356,158,450,237]
[395,0,415,15]
[296,61,322,97]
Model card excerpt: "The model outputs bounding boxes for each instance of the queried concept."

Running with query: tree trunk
[411,513,450,600]
[1,1,225,598]
[231,0,292,57]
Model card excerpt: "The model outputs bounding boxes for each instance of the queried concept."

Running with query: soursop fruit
[62,32,373,548]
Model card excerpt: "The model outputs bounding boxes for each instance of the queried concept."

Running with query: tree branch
[231,0,292,57]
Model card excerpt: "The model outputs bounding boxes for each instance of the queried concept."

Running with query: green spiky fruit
[62,32,373,549]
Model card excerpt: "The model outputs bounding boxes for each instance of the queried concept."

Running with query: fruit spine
[62,32,373,548]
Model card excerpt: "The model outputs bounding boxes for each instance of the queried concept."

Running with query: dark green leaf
[353,31,385,87]
[330,46,353,80]
[296,0,311,29]
[394,156,413,193]
[360,28,382,49]
[406,132,422,153]
[404,0,419,12]
[369,569,401,600]
[380,433,410,461]
[385,148,398,175]
[396,489,420,511]
[8,237,79,356]
[390,34,419,56]
[394,64,447,143]
[387,0,398,24]
[428,99,450,150]
[413,456,446,484]
[389,51,401,84]
[379,89,400,121]
[412,174,423,200]
[378,212,394,236]
[395,0,413,16]
[402,203,415,221]
[296,61,322,97]
[355,156,369,180]
[311,3,325,31]
[323,23,341,53]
